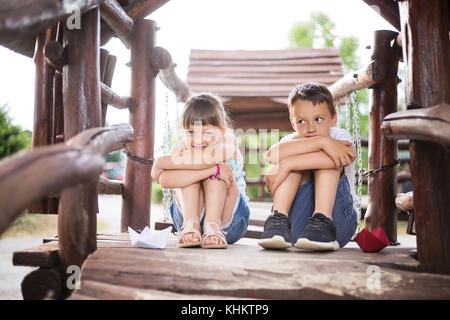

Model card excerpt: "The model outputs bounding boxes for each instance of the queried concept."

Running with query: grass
[1,211,109,239]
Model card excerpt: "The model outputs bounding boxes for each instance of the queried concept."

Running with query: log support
[121,19,157,232]
[399,0,450,274]
[28,25,59,214]
[364,30,401,244]
[59,7,102,271]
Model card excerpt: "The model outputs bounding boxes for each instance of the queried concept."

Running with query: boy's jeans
[288,174,358,247]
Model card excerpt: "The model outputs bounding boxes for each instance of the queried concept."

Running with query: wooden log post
[28,25,58,214]
[59,7,102,270]
[101,53,118,125]
[399,0,450,274]
[364,30,401,244]
[121,19,157,232]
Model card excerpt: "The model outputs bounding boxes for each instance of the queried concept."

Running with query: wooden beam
[381,104,450,146]
[27,25,59,215]
[100,82,131,109]
[100,0,169,45]
[13,242,59,268]
[0,0,105,43]
[100,0,134,48]
[124,0,169,20]
[121,19,156,232]
[0,123,134,236]
[364,30,401,244]
[329,60,385,100]
[44,40,67,72]
[362,0,401,31]
[97,176,123,194]
[399,0,450,274]
[101,53,118,126]
[59,7,103,271]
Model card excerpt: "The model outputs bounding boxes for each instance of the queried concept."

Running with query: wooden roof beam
[100,0,169,45]
[0,0,105,44]
[100,0,134,48]
[362,0,401,31]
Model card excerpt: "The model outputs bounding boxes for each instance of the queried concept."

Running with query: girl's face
[183,124,225,150]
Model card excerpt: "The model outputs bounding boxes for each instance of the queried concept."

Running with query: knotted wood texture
[121,19,157,232]
[399,0,450,274]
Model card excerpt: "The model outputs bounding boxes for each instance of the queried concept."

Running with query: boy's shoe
[294,213,339,251]
[258,211,292,249]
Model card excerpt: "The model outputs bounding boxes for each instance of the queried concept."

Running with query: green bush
[0,105,31,159]
[151,182,163,204]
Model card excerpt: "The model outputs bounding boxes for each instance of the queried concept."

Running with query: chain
[361,159,399,177]
[158,90,172,222]
[124,149,154,165]
[350,92,363,227]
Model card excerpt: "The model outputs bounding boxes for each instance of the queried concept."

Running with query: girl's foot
[201,221,228,249]
[177,220,201,248]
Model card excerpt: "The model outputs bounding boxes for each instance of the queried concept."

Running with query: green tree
[288,12,369,107]
[289,12,358,72]
[0,104,31,160]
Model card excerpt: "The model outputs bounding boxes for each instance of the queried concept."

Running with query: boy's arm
[266,135,355,168]
[266,136,323,164]
[265,150,352,195]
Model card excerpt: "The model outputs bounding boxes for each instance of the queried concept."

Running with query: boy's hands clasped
[320,136,356,168]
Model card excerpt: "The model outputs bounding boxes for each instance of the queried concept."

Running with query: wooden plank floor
[68,233,450,300]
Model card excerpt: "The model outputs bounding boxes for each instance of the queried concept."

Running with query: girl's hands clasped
[217,162,234,188]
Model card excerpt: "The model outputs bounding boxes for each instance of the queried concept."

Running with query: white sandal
[177,220,201,248]
[201,221,228,249]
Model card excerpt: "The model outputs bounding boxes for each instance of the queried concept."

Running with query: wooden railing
[0,124,133,236]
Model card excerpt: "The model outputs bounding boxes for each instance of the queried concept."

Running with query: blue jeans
[169,192,250,244]
[288,174,358,247]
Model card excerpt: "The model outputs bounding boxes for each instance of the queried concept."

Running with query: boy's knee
[314,167,341,177]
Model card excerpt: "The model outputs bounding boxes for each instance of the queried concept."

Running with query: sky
[0,0,395,153]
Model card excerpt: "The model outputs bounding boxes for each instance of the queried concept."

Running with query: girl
[151,93,250,249]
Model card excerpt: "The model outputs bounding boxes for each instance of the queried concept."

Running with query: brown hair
[181,93,232,129]
[287,82,335,117]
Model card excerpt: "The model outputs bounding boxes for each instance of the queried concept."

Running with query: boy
[258,82,358,251]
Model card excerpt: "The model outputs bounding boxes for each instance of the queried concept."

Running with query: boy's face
[290,100,337,138]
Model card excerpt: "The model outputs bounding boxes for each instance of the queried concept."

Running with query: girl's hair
[181,93,232,129]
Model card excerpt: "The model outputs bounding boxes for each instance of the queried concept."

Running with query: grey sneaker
[294,213,339,251]
[258,211,292,249]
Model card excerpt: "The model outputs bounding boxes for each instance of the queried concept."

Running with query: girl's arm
[154,135,238,171]
[158,167,217,189]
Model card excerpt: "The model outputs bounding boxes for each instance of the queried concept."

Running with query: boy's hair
[181,93,232,129]
[287,82,336,117]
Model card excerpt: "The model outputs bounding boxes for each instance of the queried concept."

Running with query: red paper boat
[354,226,390,252]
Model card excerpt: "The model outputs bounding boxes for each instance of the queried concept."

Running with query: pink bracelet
[210,164,220,180]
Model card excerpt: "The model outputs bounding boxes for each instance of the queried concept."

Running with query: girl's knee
[202,177,227,190]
